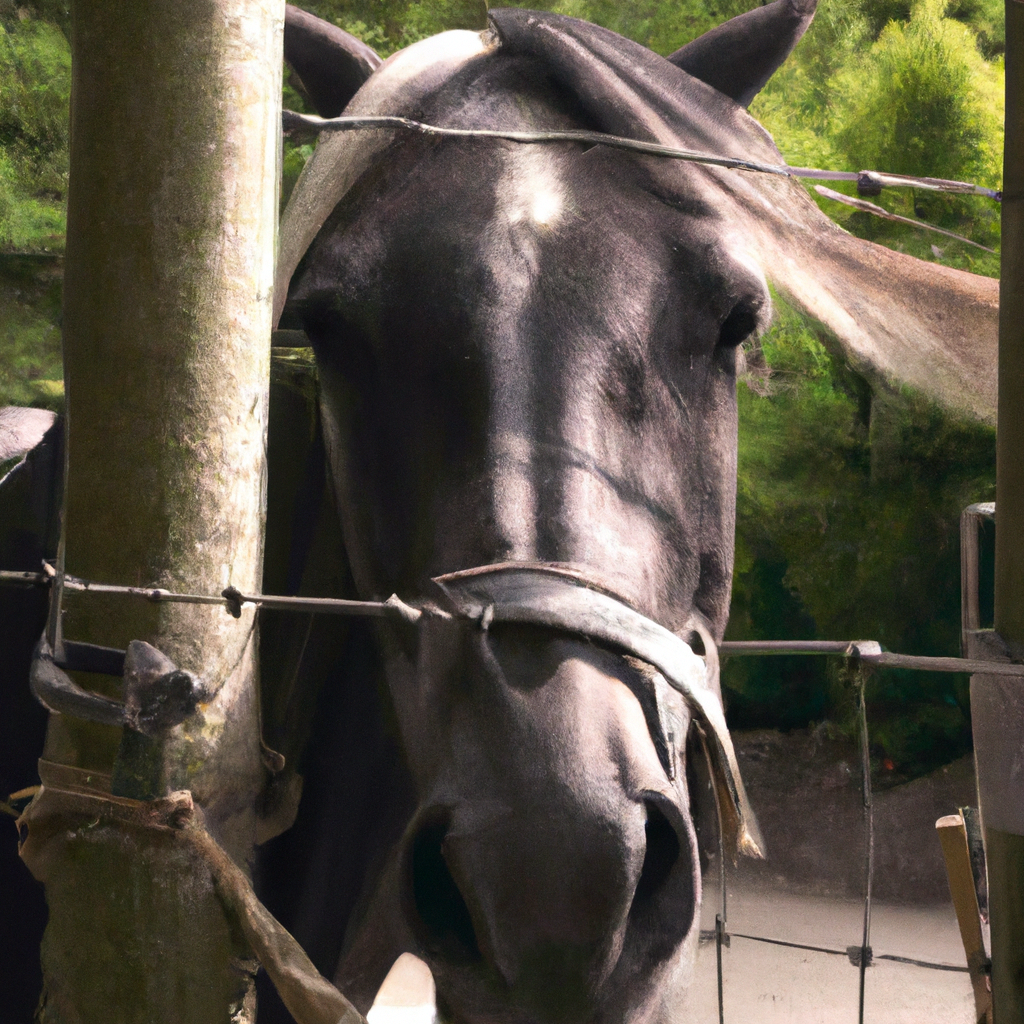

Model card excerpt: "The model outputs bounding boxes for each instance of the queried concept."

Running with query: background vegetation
[0,0,1004,777]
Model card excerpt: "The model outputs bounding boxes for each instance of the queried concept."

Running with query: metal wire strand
[0,570,421,623]
[5,570,1020,671]
[722,933,969,973]
[857,668,875,1024]
[281,110,1002,200]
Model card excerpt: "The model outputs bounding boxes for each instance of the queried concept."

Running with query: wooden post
[937,814,993,1023]
[983,4,1024,1021]
[18,1,284,1020]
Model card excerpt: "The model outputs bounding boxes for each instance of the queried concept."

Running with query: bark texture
[20,1,284,1020]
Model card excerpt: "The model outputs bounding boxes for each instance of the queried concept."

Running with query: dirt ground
[365,730,980,1023]
[730,728,978,903]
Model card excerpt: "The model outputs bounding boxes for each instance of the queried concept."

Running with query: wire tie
[847,944,874,968]
[221,586,244,619]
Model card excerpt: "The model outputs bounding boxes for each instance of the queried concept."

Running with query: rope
[18,766,368,1024]
[282,110,1002,201]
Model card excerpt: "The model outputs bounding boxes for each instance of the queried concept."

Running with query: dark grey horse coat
[260,4,999,1024]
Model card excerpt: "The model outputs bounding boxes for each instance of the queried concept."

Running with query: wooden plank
[937,814,992,1023]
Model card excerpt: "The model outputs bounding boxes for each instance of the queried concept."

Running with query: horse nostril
[408,816,482,964]
[685,630,706,656]
[633,800,681,909]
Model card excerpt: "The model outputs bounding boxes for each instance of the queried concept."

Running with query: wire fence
[706,644,985,1024]
[1,567,994,1022]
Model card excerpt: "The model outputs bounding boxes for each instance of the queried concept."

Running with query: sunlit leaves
[0,14,69,251]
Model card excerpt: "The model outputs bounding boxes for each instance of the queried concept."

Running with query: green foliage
[0,0,69,39]
[0,11,70,253]
[298,0,486,54]
[0,7,67,408]
[725,293,994,773]
[752,0,1004,263]
[861,0,1004,54]
[0,254,63,410]
[832,0,1003,186]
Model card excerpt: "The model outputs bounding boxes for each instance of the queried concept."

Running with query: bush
[725,292,994,774]
[831,0,1003,187]
[0,14,70,252]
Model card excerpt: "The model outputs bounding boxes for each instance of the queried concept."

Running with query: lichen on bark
[21,1,285,1020]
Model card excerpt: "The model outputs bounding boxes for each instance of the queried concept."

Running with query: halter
[434,562,764,860]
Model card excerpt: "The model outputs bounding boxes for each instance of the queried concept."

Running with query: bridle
[431,561,764,860]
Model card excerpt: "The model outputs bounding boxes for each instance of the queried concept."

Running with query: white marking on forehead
[477,149,572,557]
[530,189,561,226]
[501,147,566,229]
[477,151,581,554]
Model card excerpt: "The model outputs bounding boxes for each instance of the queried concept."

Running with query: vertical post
[856,673,874,1024]
[936,814,993,1022]
[988,4,1024,1020]
[19,1,284,1021]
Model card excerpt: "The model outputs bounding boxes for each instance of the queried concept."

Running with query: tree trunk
[19,1,283,1020]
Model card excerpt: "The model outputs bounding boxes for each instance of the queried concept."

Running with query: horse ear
[284,5,382,118]
[743,183,998,425]
[668,0,817,108]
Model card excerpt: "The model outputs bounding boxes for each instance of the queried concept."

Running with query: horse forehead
[285,31,769,305]
[495,144,568,230]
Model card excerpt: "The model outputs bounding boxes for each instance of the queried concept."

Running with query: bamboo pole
[985,4,1024,1021]
[17,1,284,1020]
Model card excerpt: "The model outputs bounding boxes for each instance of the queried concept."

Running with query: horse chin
[391,623,701,1024]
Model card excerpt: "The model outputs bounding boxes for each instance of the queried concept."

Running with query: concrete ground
[684,883,975,1023]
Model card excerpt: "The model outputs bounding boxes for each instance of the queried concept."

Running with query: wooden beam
[986,4,1024,1021]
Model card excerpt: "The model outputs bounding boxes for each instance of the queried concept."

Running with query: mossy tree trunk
[20,1,284,1020]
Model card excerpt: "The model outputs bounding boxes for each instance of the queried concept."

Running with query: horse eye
[718,300,760,349]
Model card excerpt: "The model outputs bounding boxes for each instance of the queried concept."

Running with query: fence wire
[0,568,989,1021]
[710,645,979,1024]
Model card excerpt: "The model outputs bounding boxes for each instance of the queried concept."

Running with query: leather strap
[434,562,765,859]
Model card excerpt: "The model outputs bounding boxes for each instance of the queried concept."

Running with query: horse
[255,2,997,1022]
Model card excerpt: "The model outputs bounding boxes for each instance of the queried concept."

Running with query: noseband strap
[433,563,764,860]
